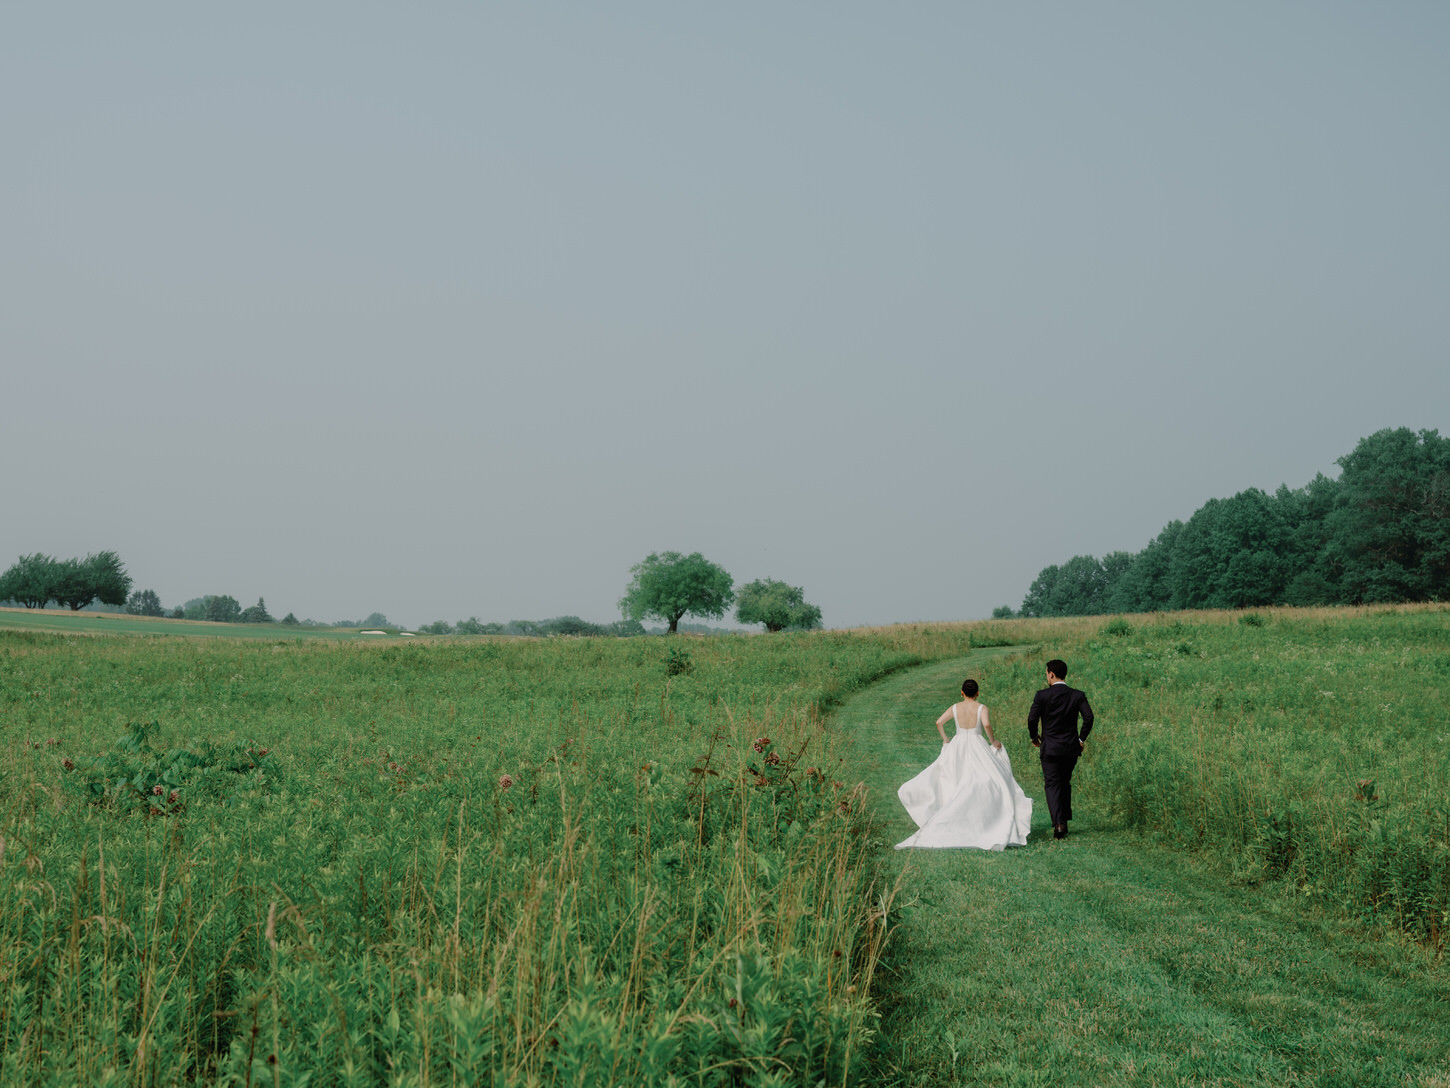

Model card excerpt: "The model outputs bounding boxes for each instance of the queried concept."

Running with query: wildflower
[152,785,164,796]
[764,751,781,766]
[61,757,75,771]
[804,766,818,778]
[498,774,514,790]
[753,775,770,787]
[751,736,770,753]
[45,738,58,747]
[258,748,269,757]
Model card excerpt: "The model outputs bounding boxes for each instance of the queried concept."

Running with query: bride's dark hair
[961,679,979,698]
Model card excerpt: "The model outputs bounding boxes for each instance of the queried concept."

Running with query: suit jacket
[1028,682,1094,758]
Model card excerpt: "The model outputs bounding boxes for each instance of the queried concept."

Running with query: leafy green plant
[61,719,280,812]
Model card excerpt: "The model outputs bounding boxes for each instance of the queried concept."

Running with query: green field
[0,606,1446,1085]
[0,606,410,640]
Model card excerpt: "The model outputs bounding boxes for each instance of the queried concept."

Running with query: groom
[1027,658,1094,840]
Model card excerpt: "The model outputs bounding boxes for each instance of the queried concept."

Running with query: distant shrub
[1239,612,1266,628]
[1101,617,1133,637]
[666,646,694,676]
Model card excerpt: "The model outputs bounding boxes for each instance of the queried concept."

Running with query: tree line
[0,556,300,627]
[1003,427,1450,618]
[417,557,825,637]
[2,547,826,636]
[416,616,646,637]
[0,551,133,612]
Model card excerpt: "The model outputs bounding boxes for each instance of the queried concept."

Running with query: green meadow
[0,606,1447,1085]
[0,606,405,641]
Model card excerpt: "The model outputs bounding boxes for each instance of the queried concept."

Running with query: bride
[896,679,1033,850]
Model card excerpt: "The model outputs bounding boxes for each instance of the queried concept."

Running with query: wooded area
[1011,427,1450,617]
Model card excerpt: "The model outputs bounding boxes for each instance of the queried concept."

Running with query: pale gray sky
[4,3,1447,628]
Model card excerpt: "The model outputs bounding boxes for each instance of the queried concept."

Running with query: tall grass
[0,628,993,1086]
[7,605,1440,1085]
[974,603,1450,947]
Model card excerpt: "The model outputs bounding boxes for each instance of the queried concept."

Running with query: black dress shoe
[1053,826,1067,839]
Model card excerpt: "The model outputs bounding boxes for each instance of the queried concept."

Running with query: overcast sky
[3,3,1447,629]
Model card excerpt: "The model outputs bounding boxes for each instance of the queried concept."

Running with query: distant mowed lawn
[0,605,405,639]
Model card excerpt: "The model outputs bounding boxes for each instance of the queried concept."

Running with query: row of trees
[0,552,133,611]
[4,549,826,637]
[1005,427,1450,618]
[415,555,824,637]
[171,595,279,624]
[417,616,647,637]
[619,551,823,633]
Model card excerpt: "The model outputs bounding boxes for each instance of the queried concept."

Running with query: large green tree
[735,578,823,632]
[51,551,133,611]
[1104,521,1183,613]
[0,553,60,608]
[1167,489,1295,610]
[1325,427,1450,603]
[620,551,734,634]
[125,589,165,617]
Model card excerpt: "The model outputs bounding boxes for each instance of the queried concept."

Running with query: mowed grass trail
[837,655,1450,1087]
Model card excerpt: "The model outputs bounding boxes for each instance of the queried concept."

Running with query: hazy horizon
[4,5,1447,629]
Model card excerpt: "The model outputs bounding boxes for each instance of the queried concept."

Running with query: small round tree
[126,589,165,617]
[734,578,823,633]
[204,595,242,623]
[620,552,734,634]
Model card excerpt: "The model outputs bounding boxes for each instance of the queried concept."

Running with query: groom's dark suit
[1027,681,1094,834]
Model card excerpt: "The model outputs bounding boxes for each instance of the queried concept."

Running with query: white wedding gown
[896,702,1033,850]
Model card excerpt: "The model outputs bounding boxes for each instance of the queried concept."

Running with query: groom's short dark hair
[1046,659,1068,679]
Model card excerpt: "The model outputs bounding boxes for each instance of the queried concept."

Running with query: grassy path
[837,655,1450,1087]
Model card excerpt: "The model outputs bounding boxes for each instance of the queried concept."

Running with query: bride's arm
[982,706,1003,750]
[935,706,954,745]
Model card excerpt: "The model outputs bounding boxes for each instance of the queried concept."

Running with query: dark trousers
[1041,749,1079,828]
